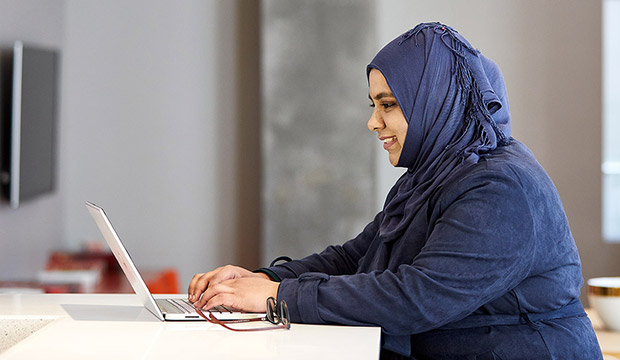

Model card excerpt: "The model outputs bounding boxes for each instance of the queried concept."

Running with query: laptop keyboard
[157,298,237,314]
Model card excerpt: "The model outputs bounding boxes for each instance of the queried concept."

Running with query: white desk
[0,293,381,359]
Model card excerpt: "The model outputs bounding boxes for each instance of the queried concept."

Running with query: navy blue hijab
[368,23,511,241]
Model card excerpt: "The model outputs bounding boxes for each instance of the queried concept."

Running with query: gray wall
[0,0,246,289]
[60,0,241,288]
[0,0,65,281]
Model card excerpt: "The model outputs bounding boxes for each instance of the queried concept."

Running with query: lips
[380,136,397,150]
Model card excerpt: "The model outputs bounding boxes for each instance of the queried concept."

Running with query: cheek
[398,124,408,144]
[395,118,408,144]
[385,111,409,144]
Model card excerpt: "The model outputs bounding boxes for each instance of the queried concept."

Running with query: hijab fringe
[409,23,510,158]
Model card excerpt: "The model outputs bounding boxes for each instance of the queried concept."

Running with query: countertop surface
[0,293,381,359]
[5,293,616,359]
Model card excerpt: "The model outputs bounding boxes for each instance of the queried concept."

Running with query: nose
[367,109,385,132]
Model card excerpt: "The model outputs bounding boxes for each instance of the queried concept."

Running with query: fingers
[187,265,256,303]
[209,265,251,286]
[194,278,280,313]
[196,282,236,310]
[188,267,220,302]
[187,273,203,302]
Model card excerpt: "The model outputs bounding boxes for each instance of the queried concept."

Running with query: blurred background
[0,0,617,304]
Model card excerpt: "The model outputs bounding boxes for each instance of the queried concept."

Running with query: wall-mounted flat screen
[0,41,58,208]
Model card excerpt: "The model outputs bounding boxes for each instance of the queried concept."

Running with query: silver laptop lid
[85,201,165,321]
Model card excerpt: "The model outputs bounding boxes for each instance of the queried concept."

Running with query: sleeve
[276,170,538,336]
[267,212,383,280]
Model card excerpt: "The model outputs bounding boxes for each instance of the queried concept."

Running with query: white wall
[60,0,238,289]
[0,0,65,281]
[374,0,618,300]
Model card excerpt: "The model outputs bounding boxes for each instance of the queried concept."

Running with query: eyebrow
[368,91,395,101]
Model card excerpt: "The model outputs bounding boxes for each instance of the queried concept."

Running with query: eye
[382,102,395,109]
[369,103,375,108]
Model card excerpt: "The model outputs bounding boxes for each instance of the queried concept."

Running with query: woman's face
[367,69,408,166]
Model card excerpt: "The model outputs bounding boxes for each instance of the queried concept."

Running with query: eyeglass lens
[196,297,290,331]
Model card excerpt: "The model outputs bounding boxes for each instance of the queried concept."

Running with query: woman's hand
[193,277,280,313]
[188,265,273,308]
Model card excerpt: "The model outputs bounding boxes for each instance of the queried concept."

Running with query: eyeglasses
[195,297,291,332]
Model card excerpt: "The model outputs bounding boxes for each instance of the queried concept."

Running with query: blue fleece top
[269,140,599,357]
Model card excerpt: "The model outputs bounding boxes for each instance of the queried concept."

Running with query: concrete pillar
[261,0,377,264]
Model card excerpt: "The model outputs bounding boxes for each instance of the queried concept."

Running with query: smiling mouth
[383,136,396,144]
[382,136,397,150]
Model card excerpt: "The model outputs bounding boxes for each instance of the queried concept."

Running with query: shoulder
[457,141,547,185]
[436,141,553,206]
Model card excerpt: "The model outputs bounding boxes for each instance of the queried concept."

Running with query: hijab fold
[367,22,511,242]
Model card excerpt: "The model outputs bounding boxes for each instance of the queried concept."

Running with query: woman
[188,23,602,359]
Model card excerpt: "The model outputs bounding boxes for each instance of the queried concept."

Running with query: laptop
[85,201,262,321]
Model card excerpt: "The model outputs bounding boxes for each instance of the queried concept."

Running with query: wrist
[272,282,280,300]
[256,272,271,280]
[252,268,282,282]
